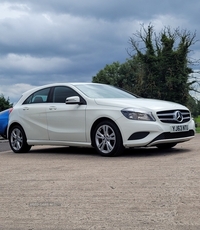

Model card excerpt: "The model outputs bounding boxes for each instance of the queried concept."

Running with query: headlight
[121,108,155,121]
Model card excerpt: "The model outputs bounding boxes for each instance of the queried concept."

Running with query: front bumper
[116,116,195,148]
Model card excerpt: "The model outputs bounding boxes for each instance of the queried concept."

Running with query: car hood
[94,98,188,111]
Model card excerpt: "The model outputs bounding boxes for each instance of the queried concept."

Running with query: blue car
[0,108,12,139]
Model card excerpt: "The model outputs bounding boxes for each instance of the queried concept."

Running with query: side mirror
[65,96,81,104]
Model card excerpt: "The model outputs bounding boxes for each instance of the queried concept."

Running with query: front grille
[157,110,191,124]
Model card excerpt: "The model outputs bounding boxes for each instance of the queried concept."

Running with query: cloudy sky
[0,0,200,103]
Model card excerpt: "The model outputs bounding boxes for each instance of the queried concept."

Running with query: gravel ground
[0,135,200,230]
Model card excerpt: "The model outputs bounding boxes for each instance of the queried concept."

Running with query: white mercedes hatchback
[8,83,195,156]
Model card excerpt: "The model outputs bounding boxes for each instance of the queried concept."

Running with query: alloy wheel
[95,124,116,154]
[10,127,23,151]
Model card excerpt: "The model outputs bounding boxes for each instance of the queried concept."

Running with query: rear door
[20,87,51,140]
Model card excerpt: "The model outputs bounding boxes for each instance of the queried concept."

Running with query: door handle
[49,106,57,110]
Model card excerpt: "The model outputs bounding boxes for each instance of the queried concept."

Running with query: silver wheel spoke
[106,141,113,151]
[96,130,104,139]
[103,125,108,136]
[98,140,106,151]
[107,133,115,141]
[95,124,116,154]
[11,128,23,151]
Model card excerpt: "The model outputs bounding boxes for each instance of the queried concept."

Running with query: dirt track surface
[0,135,200,230]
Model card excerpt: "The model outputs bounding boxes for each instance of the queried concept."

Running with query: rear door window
[23,88,51,104]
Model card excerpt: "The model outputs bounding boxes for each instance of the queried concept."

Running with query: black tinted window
[53,86,79,103]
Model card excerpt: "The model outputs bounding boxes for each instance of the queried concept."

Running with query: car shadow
[30,146,97,156]
[29,145,191,158]
[123,146,191,158]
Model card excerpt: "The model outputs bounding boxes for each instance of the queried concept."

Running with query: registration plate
[170,125,189,133]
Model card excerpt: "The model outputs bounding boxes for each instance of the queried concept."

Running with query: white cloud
[0,2,30,20]
[0,54,72,73]
[0,83,34,104]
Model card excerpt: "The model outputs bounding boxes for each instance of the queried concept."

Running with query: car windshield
[75,84,137,99]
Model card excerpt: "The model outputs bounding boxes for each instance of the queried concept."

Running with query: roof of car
[19,82,106,99]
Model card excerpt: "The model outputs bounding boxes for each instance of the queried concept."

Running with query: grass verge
[194,116,200,133]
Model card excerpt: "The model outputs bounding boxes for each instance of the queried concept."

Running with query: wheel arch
[8,122,24,136]
[8,122,31,153]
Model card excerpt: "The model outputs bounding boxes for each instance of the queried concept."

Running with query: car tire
[93,120,124,157]
[9,125,31,153]
[156,143,177,149]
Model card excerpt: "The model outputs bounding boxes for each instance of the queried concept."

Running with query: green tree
[93,62,122,86]
[92,60,136,93]
[93,24,198,107]
[128,24,197,105]
[0,94,13,111]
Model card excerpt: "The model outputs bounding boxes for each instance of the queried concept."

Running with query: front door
[46,86,86,142]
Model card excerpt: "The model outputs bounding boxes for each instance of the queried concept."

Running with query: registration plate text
[170,125,189,133]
